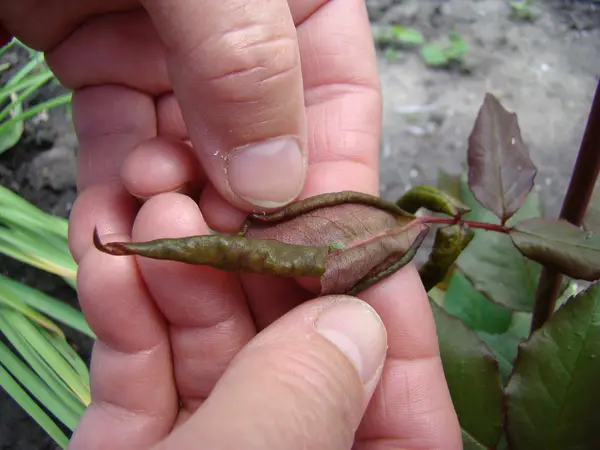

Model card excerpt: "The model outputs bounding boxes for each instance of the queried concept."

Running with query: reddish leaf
[95,197,427,296]
[247,203,426,294]
[509,218,600,281]
[467,93,537,223]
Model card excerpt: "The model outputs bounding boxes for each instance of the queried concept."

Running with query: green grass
[0,39,72,155]
[0,39,90,449]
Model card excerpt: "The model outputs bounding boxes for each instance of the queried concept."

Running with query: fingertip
[198,183,247,233]
[69,183,139,262]
[132,191,209,241]
[120,136,202,200]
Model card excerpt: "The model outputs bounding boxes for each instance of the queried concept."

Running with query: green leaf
[0,93,24,154]
[0,275,92,337]
[505,283,600,449]
[431,300,504,449]
[0,311,91,406]
[420,44,448,67]
[0,339,82,431]
[477,312,531,384]
[396,185,471,216]
[461,429,488,450]
[0,280,64,336]
[0,362,70,449]
[444,271,513,334]
[510,218,600,281]
[445,31,469,60]
[392,25,424,45]
[420,225,475,291]
[458,179,544,311]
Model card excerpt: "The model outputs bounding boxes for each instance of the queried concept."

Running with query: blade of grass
[0,185,69,237]
[0,71,54,122]
[0,227,77,279]
[0,38,16,59]
[0,311,91,406]
[0,208,73,258]
[0,362,70,449]
[0,93,72,135]
[0,285,64,336]
[0,315,87,427]
[0,70,53,104]
[0,92,23,153]
[0,275,93,338]
[44,330,90,389]
[3,50,44,87]
[0,340,82,431]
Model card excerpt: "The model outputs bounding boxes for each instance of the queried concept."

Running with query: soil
[1,1,599,448]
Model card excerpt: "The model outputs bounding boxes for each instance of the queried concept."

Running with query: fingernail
[226,137,305,208]
[315,299,387,385]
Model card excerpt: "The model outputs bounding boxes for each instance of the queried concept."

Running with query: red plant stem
[421,216,512,233]
[328,214,512,259]
[530,79,600,334]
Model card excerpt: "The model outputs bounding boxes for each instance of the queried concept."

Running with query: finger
[141,0,307,211]
[198,183,248,233]
[120,136,202,201]
[131,192,257,412]
[225,0,382,326]
[70,240,176,449]
[71,85,157,190]
[45,8,170,94]
[297,0,381,197]
[68,183,138,262]
[154,296,387,450]
[355,265,463,449]
[155,93,187,139]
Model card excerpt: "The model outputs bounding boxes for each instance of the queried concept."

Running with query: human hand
[1,1,462,448]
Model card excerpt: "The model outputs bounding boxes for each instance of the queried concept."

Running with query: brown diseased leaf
[247,203,425,295]
[467,93,537,223]
[509,218,600,281]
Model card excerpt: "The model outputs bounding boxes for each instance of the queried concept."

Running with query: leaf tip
[93,227,132,256]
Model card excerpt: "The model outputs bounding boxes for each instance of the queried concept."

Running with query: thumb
[141,0,306,211]
[155,296,387,450]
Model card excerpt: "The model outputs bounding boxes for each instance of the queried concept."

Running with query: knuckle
[195,24,300,102]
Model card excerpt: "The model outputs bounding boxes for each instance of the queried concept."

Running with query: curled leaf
[345,227,429,295]
[95,191,428,296]
[247,190,412,223]
[396,185,471,216]
[419,224,475,291]
[247,200,426,294]
[509,218,600,281]
[467,93,537,223]
[93,229,330,278]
